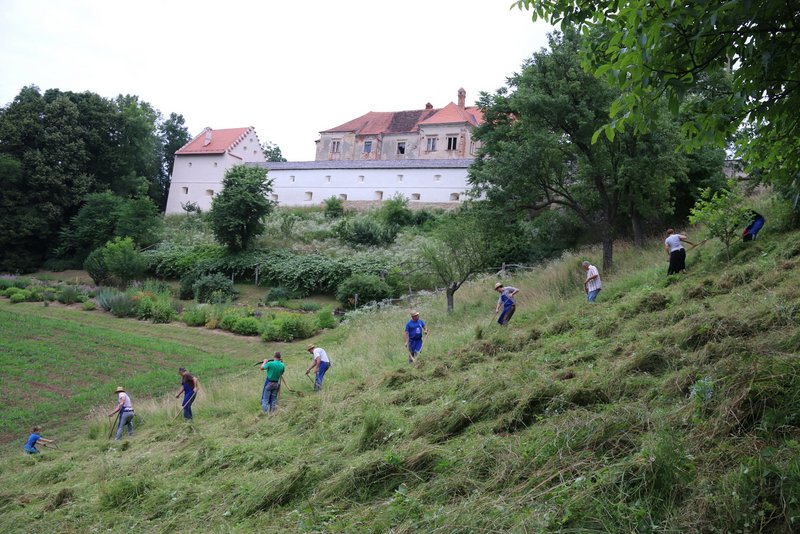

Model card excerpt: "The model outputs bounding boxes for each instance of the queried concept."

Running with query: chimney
[203,127,212,147]
[457,88,466,109]
[425,102,433,110]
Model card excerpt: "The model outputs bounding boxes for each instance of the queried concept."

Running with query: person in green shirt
[261,352,292,413]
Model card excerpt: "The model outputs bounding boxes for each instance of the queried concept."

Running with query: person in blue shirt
[24,426,54,454]
[175,367,199,420]
[404,310,429,363]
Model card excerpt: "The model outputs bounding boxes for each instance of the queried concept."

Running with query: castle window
[446,136,458,151]
[290,175,295,183]
[411,193,421,200]
[363,141,372,153]
[426,137,438,152]
[397,174,404,182]
[326,175,332,183]
[450,193,461,201]
[214,162,218,167]
[339,194,348,201]
[331,140,341,154]
[358,175,365,183]
[396,141,406,155]
[304,191,313,201]
[181,187,188,194]
[206,189,214,196]
[374,191,384,200]
[434,174,442,182]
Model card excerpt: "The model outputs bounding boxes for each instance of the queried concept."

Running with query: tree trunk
[602,235,613,272]
[446,285,455,313]
[631,210,645,248]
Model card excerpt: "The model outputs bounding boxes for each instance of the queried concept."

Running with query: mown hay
[411,401,493,441]
[624,346,682,375]
[45,488,73,511]
[494,381,562,433]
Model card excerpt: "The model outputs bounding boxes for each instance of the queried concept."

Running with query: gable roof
[321,104,482,136]
[176,127,254,155]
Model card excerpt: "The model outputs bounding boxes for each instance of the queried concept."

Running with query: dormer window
[331,140,341,154]
[396,141,406,155]
[446,136,458,151]
[363,141,372,153]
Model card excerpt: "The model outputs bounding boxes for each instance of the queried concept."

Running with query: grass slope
[1,230,799,533]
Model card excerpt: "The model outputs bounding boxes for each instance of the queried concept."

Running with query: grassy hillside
[0,227,799,532]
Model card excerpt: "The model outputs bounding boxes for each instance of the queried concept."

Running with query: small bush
[95,287,121,311]
[379,193,413,227]
[108,293,136,318]
[231,316,262,336]
[299,301,321,312]
[219,308,246,331]
[261,314,317,342]
[323,196,345,219]
[265,286,295,303]
[182,306,209,327]
[315,307,337,330]
[10,290,31,303]
[84,248,109,285]
[150,300,177,324]
[336,273,392,309]
[193,273,238,304]
[336,215,398,247]
[81,300,97,311]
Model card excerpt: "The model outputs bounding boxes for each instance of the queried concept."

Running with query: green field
[0,227,799,532]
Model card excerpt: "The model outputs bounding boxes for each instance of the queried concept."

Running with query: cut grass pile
[0,226,798,532]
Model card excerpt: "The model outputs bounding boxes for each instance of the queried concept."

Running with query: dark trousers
[668,248,686,275]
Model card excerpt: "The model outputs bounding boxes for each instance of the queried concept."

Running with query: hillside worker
[582,261,602,302]
[306,344,331,392]
[404,310,429,364]
[23,426,54,454]
[742,210,766,241]
[494,282,519,326]
[175,367,199,421]
[109,386,135,440]
[261,352,292,413]
[664,229,695,275]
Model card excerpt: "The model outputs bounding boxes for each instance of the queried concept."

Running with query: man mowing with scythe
[175,367,199,421]
[260,351,293,414]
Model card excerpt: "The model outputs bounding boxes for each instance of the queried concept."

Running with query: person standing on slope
[404,310,429,364]
[109,386,135,440]
[305,344,331,392]
[494,282,519,326]
[261,351,292,413]
[175,367,199,421]
[664,229,695,275]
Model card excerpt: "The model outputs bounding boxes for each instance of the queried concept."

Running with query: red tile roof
[176,127,254,155]
[321,103,482,136]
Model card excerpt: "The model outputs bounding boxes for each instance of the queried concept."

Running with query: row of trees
[0,86,191,271]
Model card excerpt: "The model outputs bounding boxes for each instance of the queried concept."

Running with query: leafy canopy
[516,0,800,196]
[208,165,274,251]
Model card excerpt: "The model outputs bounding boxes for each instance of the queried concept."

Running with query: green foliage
[323,196,345,219]
[95,287,121,312]
[378,193,413,227]
[315,307,337,330]
[180,305,210,327]
[261,141,287,162]
[56,285,82,305]
[144,244,226,280]
[192,273,238,304]
[516,0,800,199]
[336,273,393,309]
[99,477,153,509]
[260,313,317,342]
[230,316,262,336]
[265,286,296,304]
[83,248,109,286]
[108,293,136,318]
[689,179,750,259]
[102,237,147,288]
[208,165,274,251]
[336,215,398,247]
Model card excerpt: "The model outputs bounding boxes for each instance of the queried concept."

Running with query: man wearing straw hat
[305,344,331,392]
[404,310,428,364]
[108,386,135,440]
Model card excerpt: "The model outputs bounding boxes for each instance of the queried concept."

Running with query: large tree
[208,165,274,251]
[470,29,687,270]
[157,113,191,211]
[516,0,800,198]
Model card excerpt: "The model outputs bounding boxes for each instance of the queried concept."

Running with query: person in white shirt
[664,228,694,275]
[582,261,602,302]
[305,344,331,392]
[108,386,134,440]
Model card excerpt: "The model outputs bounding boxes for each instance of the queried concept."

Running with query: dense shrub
[265,286,295,304]
[181,306,210,327]
[336,215,398,247]
[315,307,337,330]
[0,276,31,290]
[261,313,317,342]
[143,244,226,280]
[230,316,262,336]
[299,301,321,312]
[84,248,110,285]
[336,273,393,309]
[323,196,345,219]
[10,290,32,303]
[379,193,413,227]
[108,293,136,318]
[103,237,147,287]
[150,300,177,324]
[96,287,121,311]
[57,285,82,305]
[219,308,246,331]
[193,273,238,304]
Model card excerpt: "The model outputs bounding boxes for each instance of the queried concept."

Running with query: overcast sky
[0,0,553,161]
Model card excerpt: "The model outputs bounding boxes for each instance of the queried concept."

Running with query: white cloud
[0,0,552,160]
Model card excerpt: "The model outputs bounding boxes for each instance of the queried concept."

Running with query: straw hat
[410,310,419,317]
[307,344,315,351]
[114,386,125,393]
[494,282,503,289]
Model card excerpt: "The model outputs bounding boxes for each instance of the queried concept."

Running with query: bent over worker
[23,426,54,454]
[494,282,519,326]
[305,344,330,392]
[109,386,135,440]
[175,367,199,420]
[664,229,694,275]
